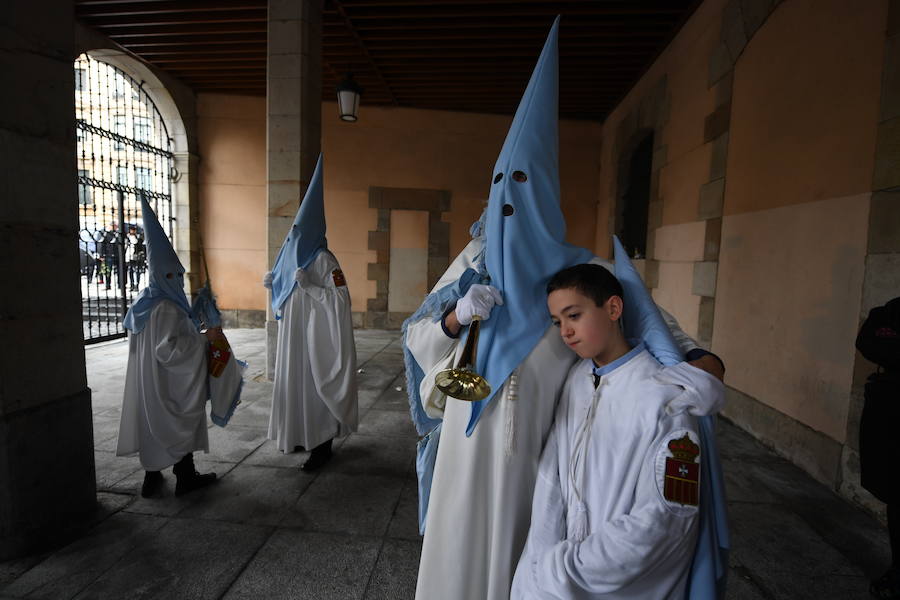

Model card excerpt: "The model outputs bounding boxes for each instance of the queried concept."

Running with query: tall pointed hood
[123,195,195,333]
[466,16,593,434]
[269,153,327,318]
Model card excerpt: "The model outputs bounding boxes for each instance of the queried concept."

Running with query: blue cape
[123,196,197,333]
[269,152,327,318]
[467,16,593,434]
[613,236,730,600]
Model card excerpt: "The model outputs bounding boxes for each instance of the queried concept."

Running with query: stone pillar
[266,0,323,378]
[0,1,96,559]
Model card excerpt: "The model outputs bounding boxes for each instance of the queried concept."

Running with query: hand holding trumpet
[443,284,504,336]
[437,284,503,402]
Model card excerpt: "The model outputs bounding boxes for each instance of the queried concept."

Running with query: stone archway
[75,24,202,295]
[607,75,669,289]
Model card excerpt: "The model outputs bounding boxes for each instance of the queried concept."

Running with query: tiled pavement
[0,329,891,599]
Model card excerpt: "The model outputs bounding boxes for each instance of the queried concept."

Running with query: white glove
[294,268,307,284]
[455,284,503,326]
[263,271,274,289]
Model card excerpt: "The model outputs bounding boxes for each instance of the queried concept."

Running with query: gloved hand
[263,271,274,289]
[455,284,503,326]
[294,268,307,285]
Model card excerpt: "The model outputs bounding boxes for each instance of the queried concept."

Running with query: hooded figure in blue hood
[264,153,358,471]
[118,196,219,498]
[404,18,722,600]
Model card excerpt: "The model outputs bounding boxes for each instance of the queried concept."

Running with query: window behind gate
[75,54,175,344]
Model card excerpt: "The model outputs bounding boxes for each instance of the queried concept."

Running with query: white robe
[511,351,724,599]
[408,240,699,600]
[117,300,210,471]
[269,250,358,453]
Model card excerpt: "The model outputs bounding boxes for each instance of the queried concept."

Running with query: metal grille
[75,54,175,344]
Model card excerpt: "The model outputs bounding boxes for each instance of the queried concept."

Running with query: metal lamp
[336,73,363,122]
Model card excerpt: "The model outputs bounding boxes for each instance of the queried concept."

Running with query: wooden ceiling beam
[138,48,267,57]
[323,27,670,40]
[78,10,265,28]
[330,0,398,104]
[116,35,265,47]
[75,0,265,16]
[99,22,266,37]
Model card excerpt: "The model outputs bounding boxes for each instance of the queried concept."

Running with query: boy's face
[548,287,623,361]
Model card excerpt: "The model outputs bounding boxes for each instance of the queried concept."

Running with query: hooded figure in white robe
[403,19,709,600]
[117,196,219,498]
[264,153,358,471]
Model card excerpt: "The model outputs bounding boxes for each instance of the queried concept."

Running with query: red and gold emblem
[332,268,347,287]
[208,338,232,378]
[663,433,700,506]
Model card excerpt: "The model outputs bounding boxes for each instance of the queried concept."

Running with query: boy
[511,264,724,599]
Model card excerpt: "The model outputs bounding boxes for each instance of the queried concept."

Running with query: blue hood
[466,16,593,434]
[123,195,196,333]
[269,153,328,318]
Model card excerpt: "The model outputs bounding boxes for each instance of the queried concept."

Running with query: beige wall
[713,0,886,443]
[724,0,885,216]
[593,0,887,479]
[198,96,602,313]
[197,93,268,311]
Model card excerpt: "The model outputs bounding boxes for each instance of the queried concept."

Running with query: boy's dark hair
[546,263,624,307]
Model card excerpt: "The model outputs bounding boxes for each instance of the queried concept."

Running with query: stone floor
[0,328,892,599]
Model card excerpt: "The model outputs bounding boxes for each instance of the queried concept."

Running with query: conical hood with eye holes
[123,195,196,333]
[465,16,593,435]
[269,153,327,319]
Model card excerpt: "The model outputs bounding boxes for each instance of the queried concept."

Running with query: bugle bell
[435,315,491,402]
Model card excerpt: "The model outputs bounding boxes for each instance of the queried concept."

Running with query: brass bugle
[435,315,491,402]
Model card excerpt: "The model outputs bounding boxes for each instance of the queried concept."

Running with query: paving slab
[222,530,380,600]
[329,433,414,479]
[178,463,315,527]
[357,410,418,440]
[72,518,271,600]
[372,374,410,413]
[2,513,169,600]
[281,472,405,536]
[386,479,421,542]
[205,425,269,464]
[363,538,421,600]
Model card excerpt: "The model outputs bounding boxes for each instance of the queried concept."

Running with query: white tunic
[408,241,698,600]
[511,352,724,599]
[269,250,358,453]
[117,300,210,471]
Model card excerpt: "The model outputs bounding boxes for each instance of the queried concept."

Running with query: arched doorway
[615,132,654,259]
[75,53,175,343]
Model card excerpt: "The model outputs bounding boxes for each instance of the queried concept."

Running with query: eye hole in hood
[493,173,503,184]
[512,170,527,183]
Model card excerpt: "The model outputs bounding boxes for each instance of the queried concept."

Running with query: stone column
[0,1,96,559]
[266,0,323,378]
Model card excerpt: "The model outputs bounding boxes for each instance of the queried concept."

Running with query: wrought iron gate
[75,54,175,343]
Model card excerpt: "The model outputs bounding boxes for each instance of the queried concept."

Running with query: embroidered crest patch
[332,268,347,287]
[663,433,700,506]
[208,338,232,378]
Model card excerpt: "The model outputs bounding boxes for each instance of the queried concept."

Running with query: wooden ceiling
[74,0,698,121]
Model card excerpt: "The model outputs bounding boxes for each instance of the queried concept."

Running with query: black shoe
[141,471,164,498]
[301,439,333,472]
[293,445,306,453]
[173,453,217,497]
[871,568,900,599]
